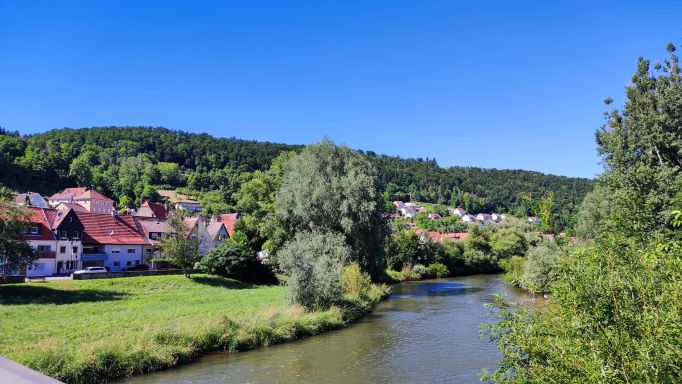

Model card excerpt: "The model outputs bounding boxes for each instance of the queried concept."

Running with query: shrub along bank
[0,274,389,384]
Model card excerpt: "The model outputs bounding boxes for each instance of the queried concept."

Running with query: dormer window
[30,226,39,235]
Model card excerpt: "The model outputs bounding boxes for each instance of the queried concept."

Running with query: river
[122,274,528,384]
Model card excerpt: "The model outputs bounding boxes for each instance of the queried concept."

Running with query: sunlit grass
[0,274,387,383]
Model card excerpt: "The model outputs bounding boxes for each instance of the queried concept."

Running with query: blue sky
[1,1,681,178]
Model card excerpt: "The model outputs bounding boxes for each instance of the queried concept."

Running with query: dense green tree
[199,238,254,279]
[277,231,350,310]
[0,199,36,277]
[276,140,388,278]
[159,213,200,277]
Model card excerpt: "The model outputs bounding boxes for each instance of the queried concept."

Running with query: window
[127,248,135,254]
[30,226,39,235]
[37,245,51,252]
[150,233,158,240]
[60,231,67,239]
[126,261,132,266]
[73,231,80,239]
[191,233,197,239]
[111,248,120,254]
[145,248,152,254]
[60,246,66,254]
[72,246,78,254]
[135,260,140,265]
[113,261,120,267]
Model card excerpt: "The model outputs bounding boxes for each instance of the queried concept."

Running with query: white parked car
[72,267,108,275]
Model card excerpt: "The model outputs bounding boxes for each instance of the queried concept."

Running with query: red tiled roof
[77,212,149,245]
[49,187,88,200]
[55,202,88,213]
[216,213,239,237]
[21,208,55,241]
[140,201,167,219]
[73,189,114,202]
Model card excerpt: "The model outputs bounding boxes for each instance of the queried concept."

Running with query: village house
[134,200,167,219]
[21,208,84,277]
[428,213,442,219]
[214,213,239,237]
[15,192,48,208]
[48,187,115,214]
[491,213,506,221]
[528,216,541,225]
[476,213,493,222]
[449,207,467,217]
[175,201,202,213]
[393,200,405,210]
[461,214,476,223]
[76,212,149,271]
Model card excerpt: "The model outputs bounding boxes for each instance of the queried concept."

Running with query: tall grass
[0,274,389,383]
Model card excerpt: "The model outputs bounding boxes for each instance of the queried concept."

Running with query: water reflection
[120,274,527,384]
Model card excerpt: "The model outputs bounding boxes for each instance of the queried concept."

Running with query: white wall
[104,244,143,271]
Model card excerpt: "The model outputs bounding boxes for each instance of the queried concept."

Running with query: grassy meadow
[0,274,387,383]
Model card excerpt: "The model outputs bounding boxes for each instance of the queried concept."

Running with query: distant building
[476,213,493,222]
[77,212,149,271]
[528,216,541,225]
[175,201,202,213]
[48,187,115,214]
[15,192,48,208]
[415,230,469,243]
[461,214,475,223]
[428,213,442,220]
[135,200,167,220]
[449,207,467,217]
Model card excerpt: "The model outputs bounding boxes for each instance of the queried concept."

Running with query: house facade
[49,187,115,214]
[77,212,149,271]
[22,208,84,277]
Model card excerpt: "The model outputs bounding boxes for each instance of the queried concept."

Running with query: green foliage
[199,239,254,279]
[276,139,388,278]
[340,262,372,299]
[490,228,528,259]
[277,231,350,310]
[485,238,682,384]
[0,274,387,384]
[500,255,525,286]
[0,200,37,277]
[158,213,200,277]
[426,262,449,278]
[520,243,563,293]
[574,185,616,239]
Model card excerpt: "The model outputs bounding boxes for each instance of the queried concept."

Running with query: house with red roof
[134,200,167,220]
[21,208,84,277]
[48,187,115,214]
[76,212,149,271]
[213,213,239,237]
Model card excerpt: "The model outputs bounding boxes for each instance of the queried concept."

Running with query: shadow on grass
[189,275,256,289]
[0,285,129,305]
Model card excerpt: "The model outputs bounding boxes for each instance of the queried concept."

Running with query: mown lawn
[0,275,385,383]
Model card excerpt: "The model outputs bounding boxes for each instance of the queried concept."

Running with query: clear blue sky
[1,1,681,178]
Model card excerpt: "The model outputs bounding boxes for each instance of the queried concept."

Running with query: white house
[77,212,149,271]
[461,214,475,223]
[21,208,84,277]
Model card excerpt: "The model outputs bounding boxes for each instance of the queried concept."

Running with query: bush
[340,262,372,299]
[199,240,253,279]
[426,262,449,278]
[500,255,525,286]
[278,231,350,310]
[521,244,562,293]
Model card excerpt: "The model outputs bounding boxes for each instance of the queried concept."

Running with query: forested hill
[0,126,593,229]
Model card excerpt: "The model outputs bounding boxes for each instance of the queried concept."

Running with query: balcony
[81,253,108,261]
[37,251,56,259]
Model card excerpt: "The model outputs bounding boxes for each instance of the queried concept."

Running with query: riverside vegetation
[484,42,682,384]
[0,275,388,384]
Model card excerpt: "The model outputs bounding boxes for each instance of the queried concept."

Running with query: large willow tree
[276,139,388,280]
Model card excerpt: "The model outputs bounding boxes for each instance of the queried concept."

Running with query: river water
[122,274,527,384]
